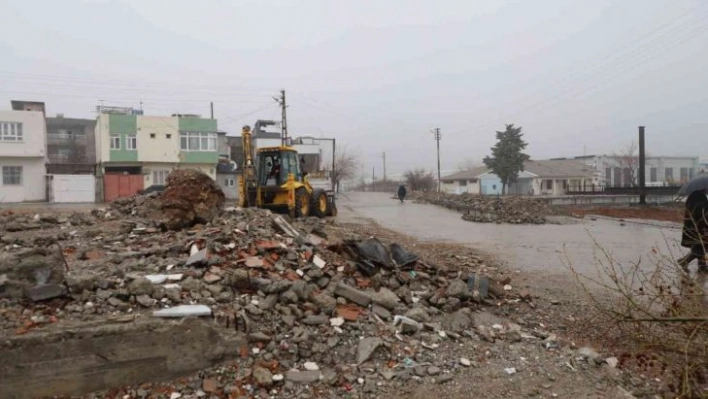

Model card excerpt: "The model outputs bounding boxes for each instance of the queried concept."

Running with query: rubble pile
[0,186,551,398]
[411,192,551,224]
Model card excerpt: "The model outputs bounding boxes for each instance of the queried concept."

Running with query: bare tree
[404,168,436,192]
[456,157,475,171]
[330,146,359,193]
[611,141,639,187]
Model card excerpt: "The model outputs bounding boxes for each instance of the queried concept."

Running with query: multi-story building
[0,100,48,202]
[46,115,96,174]
[573,155,699,187]
[95,107,219,201]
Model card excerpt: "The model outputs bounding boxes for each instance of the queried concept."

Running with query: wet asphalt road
[337,192,684,277]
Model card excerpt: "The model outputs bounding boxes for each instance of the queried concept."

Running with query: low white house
[441,160,597,196]
[0,101,48,202]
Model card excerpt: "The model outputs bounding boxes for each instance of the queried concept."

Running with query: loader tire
[294,187,311,218]
[310,189,329,218]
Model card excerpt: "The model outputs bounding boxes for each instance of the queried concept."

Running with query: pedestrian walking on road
[397,185,407,203]
[678,189,708,273]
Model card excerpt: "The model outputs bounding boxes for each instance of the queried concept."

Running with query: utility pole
[372,166,375,191]
[381,152,386,182]
[432,128,442,193]
[274,90,288,145]
[638,126,646,205]
[210,102,214,119]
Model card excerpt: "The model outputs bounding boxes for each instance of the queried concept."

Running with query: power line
[450,14,708,137]
[448,4,708,136]
[0,71,280,93]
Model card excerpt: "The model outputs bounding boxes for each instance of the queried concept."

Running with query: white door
[53,175,96,203]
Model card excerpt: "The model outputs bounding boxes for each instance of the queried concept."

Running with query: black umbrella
[677,174,708,196]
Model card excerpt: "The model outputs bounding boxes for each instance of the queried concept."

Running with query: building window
[613,168,622,187]
[153,170,169,185]
[665,167,673,182]
[0,122,23,142]
[110,135,121,150]
[126,135,137,150]
[650,167,657,182]
[680,167,689,182]
[459,180,467,187]
[2,166,22,185]
[224,178,235,187]
[180,132,217,151]
[605,167,611,183]
[166,134,172,139]
[546,180,552,190]
[150,133,156,139]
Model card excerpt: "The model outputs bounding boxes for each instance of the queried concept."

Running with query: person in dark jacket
[678,189,708,273]
[397,185,407,203]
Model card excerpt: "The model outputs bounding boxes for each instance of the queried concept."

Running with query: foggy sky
[1,0,707,177]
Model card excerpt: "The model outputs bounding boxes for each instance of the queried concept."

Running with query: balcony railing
[47,133,87,143]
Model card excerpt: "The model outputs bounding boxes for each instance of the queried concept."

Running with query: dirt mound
[160,169,226,230]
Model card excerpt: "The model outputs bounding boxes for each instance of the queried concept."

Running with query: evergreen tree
[483,124,530,195]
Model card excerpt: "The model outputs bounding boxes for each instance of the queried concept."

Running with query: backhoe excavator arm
[238,125,257,207]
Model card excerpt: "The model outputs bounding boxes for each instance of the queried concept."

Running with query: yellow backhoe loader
[237,125,337,218]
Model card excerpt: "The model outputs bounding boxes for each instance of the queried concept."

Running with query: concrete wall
[95,114,109,163]
[136,116,180,162]
[217,172,238,199]
[0,110,46,157]
[0,157,46,202]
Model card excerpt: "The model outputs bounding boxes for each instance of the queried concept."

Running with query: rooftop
[442,159,594,181]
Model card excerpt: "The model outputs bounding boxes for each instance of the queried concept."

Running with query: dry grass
[565,234,708,398]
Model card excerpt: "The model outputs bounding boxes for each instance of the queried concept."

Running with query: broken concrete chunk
[357,337,384,364]
[445,279,469,299]
[372,303,392,320]
[301,314,328,326]
[186,249,208,267]
[272,215,300,238]
[136,294,157,307]
[393,315,422,334]
[404,307,431,323]
[334,282,372,306]
[442,309,474,333]
[128,277,154,296]
[144,274,168,284]
[313,255,326,269]
[253,366,274,387]
[26,284,67,302]
[372,287,400,310]
[152,305,212,318]
[203,273,222,284]
[285,370,321,383]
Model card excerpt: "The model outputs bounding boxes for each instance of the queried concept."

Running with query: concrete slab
[0,317,243,399]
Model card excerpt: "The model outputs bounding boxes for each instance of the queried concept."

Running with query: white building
[441,160,597,196]
[0,101,48,202]
[573,155,699,187]
[95,107,220,202]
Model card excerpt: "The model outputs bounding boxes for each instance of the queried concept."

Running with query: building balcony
[47,133,87,144]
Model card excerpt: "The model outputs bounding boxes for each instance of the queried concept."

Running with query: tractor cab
[257,148,303,186]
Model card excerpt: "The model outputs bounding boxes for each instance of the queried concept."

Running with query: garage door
[104,174,143,202]
[52,175,96,203]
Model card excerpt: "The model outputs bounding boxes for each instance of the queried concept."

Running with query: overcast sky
[1,0,707,176]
